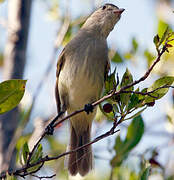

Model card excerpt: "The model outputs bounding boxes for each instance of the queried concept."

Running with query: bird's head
[82,4,125,38]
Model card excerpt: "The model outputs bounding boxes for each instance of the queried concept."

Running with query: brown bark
[0,0,32,172]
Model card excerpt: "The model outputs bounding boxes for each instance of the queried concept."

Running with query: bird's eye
[102,5,106,10]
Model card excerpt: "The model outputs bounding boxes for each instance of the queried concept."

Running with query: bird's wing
[104,58,110,81]
[55,48,66,113]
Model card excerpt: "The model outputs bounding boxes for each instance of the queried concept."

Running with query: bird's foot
[84,103,94,114]
[45,124,54,135]
[45,111,64,135]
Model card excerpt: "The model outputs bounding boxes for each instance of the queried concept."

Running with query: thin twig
[120,90,157,98]
[30,174,56,180]
[4,127,120,179]
[26,114,63,165]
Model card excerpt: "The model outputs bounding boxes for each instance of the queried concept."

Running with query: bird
[55,3,125,176]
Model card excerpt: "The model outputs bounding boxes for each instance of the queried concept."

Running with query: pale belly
[59,64,104,133]
[58,64,104,111]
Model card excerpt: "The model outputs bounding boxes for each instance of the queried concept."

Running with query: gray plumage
[55,4,124,176]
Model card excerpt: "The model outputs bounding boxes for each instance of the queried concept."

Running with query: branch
[0,118,121,179]
[0,40,170,179]
[121,90,157,98]
[121,85,174,98]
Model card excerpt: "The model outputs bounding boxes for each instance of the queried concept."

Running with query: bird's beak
[114,8,125,14]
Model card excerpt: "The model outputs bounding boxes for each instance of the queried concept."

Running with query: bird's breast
[59,37,108,109]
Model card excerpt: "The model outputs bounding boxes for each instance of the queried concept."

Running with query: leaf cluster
[102,68,174,123]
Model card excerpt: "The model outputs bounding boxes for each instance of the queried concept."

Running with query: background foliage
[0,0,174,180]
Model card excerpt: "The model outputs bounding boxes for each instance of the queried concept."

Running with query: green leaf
[158,19,169,38]
[167,114,174,125]
[124,52,133,60]
[114,135,124,154]
[111,116,144,167]
[120,68,133,108]
[123,38,138,60]
[37,144,43,154]
[113,104,120,113]
[0,79,27,114]
[27,163,43,173]
[120,68,133,89]
[132,37,138,53]
[128,93,140,110]
[105,68,116,94]
[145,76,174,103]
[6,173,17,180]
[128,89,147,108]
[139,88,148,100]
[153,35,160,47]
[112,52,123,63]
[140,167,151,180]
[158,20,174,46]
[16,135,31,151]
[111,135,126,167]
[30,144,43,164]
[62,25,73,46]
[144,49,155,67]
[16,134,31,165]
[160,26,169,45]
[22,142,29,164]
[125,115,144,150]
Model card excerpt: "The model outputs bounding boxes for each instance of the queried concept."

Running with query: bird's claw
[45,124,54,135]
[84,103,94,114]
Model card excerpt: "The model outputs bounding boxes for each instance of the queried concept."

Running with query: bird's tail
[68,124,92,176]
